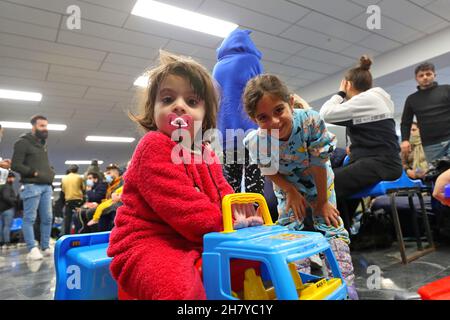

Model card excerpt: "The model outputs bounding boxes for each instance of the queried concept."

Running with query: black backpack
[350,208,395,251]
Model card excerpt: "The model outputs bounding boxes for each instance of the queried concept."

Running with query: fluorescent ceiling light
[0,89,42,102]
[54,175,65,179]
[0,121,67,131]
[131,0,238,38]
[65,160,104,165]
[53,188,62,192]
[52,182,61,186]
[134,75,149,88]
[86,136,135,143]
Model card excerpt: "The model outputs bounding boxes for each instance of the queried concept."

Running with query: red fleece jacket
[107,131,234,300]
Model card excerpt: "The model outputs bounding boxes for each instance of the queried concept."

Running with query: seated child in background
[243,74,358,300]
[107,51,262,300]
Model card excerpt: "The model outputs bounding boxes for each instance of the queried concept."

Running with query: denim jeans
[20,184,53,251]
[423,140,450,163]
[0,208,14,243]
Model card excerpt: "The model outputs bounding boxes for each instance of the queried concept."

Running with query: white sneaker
[27,247,43,261]
[42,246,54,257]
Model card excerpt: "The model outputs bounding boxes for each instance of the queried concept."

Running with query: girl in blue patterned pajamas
[242,74,358,300]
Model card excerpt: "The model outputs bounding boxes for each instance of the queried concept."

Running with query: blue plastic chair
[343,156,435,264]
[54,232,118,300]
[10,218,22,232]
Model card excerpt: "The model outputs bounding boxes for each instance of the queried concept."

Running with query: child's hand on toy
[285,188,307,221]
[314,201,341,228]
[232,203,264,229]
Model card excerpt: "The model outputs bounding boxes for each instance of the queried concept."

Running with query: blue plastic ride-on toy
[54,231,117,300]
[202,193,348,300]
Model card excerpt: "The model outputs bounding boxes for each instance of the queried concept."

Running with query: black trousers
[64,199,84,235]
[334,155,403,230]
[223,148,265,194]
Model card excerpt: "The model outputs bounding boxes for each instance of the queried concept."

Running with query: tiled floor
[1,240,449,300]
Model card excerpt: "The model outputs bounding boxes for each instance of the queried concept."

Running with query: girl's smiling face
[154,74,206,140]
[253,94,294,141]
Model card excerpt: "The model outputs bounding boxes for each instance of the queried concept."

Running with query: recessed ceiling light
[0,89,42,102]
[134,75,149,88]
[86,136,136,143]
[0,121,67,131]
[131,0,238,38]
[65,160,104,165]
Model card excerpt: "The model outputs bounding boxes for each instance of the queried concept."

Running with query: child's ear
[288,95,295,111]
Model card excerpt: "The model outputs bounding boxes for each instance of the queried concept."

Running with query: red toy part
[418,276,450,300]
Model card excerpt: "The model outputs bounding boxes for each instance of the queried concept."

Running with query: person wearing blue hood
[212,29,265,195]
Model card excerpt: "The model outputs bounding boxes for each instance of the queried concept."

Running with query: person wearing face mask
[11,115,55,261]
[86,164,123,228]
[73,172,107,233]
[61,164,85,236]
[0,172,18,250]
[401,122,429,180]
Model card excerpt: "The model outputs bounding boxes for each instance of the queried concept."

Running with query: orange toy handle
[222,193,274,233]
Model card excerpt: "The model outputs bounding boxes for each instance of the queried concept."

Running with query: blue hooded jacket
[212,29,263,150]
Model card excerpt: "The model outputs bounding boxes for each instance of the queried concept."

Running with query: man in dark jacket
[401,62,450,162]
[0,172,17,250]
[11,115,55,260]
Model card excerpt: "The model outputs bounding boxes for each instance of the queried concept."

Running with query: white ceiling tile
[199,0,291,35]
[0,57,49,72]
[296,47,355,68]
[164,40,199,56]
[297,12,371,43]
[280,25,352,53]
[47,73,131,90]
[100,62,146,76]
[0,1,61,28]
[62,17,168,49]
[49,65,135,83]
[192,47,218,61]
[57,31,159,59]
[407,0,435,5]
[426,0,450,20]
[357,34,402,52]
[0,17,57,41]
[283,55,342,74]
[425,20,450,34]
[378,0,446,30]
[250,31,306,54]
[124,15,222,48]
[350,12,426,44]
[0,66,47,81]
[349,0,382,6]
[104,53,156,69]
[223,0,311,23]
[258,47,291,63]
[80,0,137,12]
[6,0,128,26]
[340,44,382,59]
[0,45,102,70]
[289,0,366,21]
[0,33,106,61]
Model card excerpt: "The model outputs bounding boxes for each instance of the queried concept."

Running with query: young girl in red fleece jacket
[107,51,262,300]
